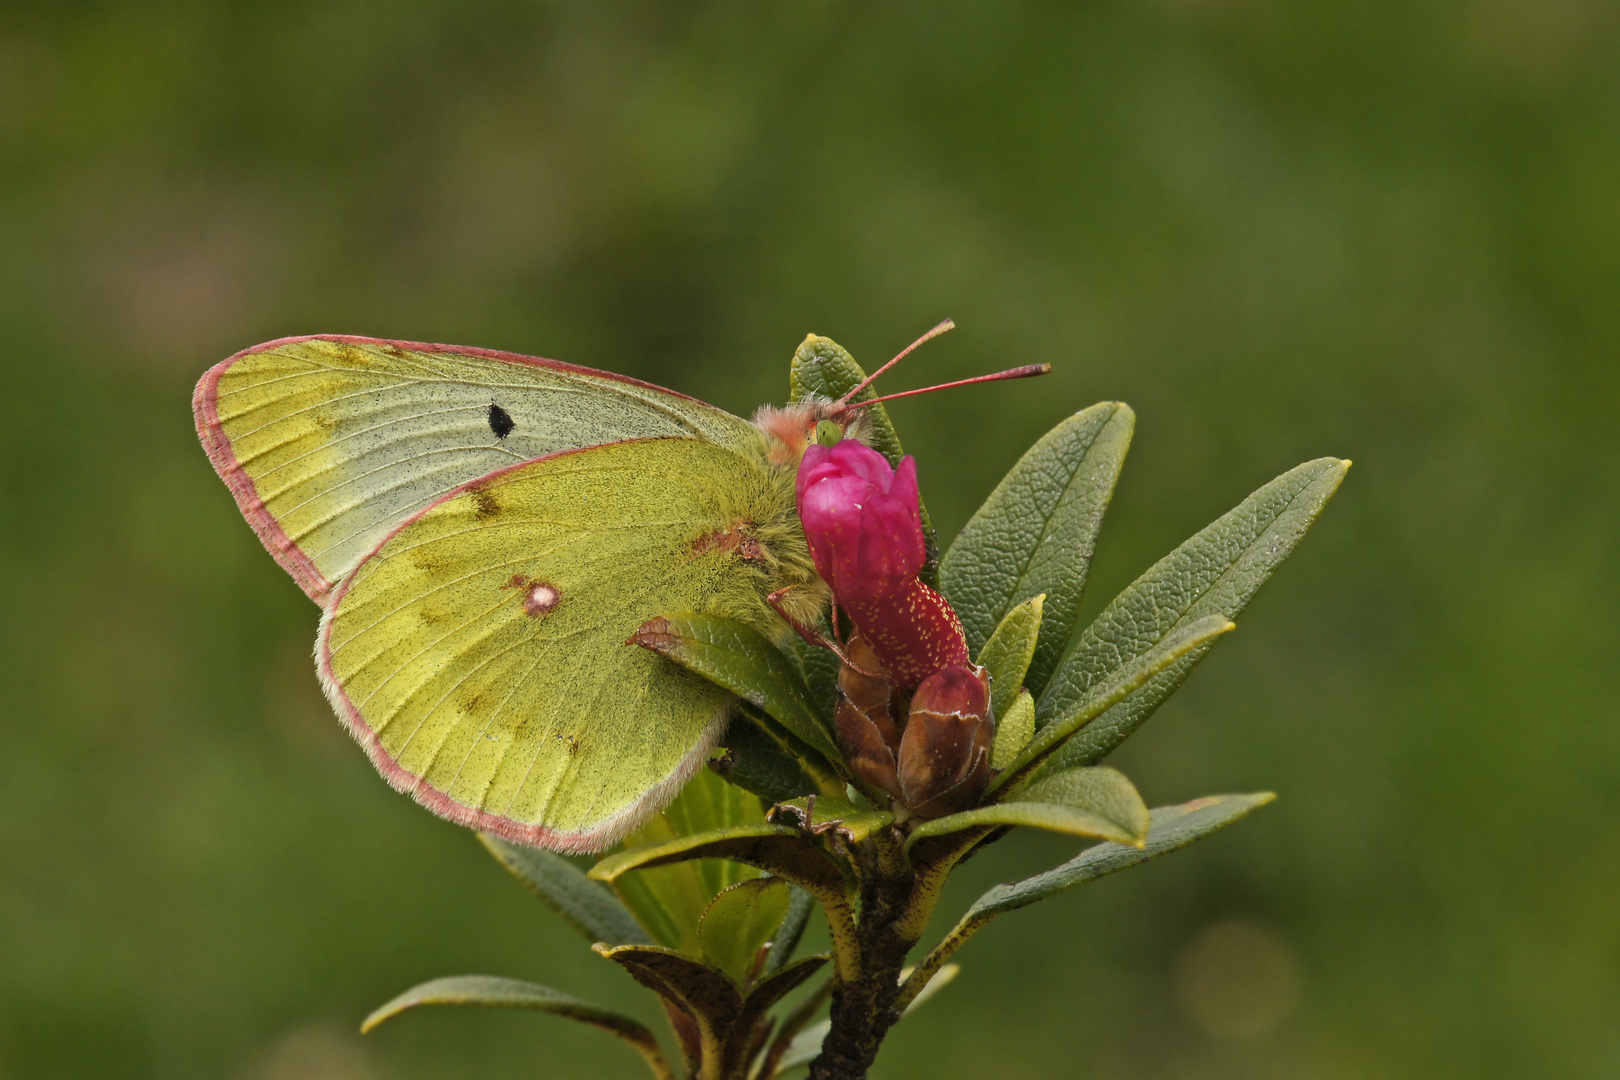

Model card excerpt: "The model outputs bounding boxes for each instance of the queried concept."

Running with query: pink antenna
[835,318,957,406]
[839,363,1052,412]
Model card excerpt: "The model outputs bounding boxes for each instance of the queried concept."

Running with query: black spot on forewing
[472,489,501,520]
[488,403,515,438]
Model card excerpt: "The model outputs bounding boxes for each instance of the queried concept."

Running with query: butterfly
[195,327,1042,853]
[196,333,862,853]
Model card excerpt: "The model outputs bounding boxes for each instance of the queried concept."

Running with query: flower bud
[795,440,970,686]
[796,440,926,603]
[896,663,994,818]
[833,634,904,800]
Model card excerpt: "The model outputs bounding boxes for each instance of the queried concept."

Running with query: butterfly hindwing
[316,436,802,853]
[194,336,759,602]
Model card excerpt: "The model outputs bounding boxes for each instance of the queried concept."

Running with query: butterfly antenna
[835,318,957,406]
[840,363,1053,412]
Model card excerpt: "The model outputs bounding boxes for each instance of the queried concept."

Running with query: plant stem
[807,831,918,1080]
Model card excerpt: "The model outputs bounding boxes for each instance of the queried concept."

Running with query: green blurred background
[3,2,1616,1077]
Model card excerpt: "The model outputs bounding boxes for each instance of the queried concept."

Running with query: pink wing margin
[191,333,717,606]
[311,444,726,853]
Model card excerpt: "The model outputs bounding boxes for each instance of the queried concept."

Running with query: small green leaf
[791,333,940,582]
[761,885,816,979]
[941,402,1135,694]
[712,707,822,804]
[590,824,848,906]
[899,963,961,1015]
[977,593,1044,722]
[698,878,792,986]
[990,690,1035,770]
[633,613,843,767]
[726,955,831,1077]
[905,787,1145,851]
[1041,457,1349,770]
[896,793,1276,1017]
[1019,766,1151,843]
[361,975,675,1080]
[992,614,1235,792]
[609,769,767,954]
[770,794,896,844]
[478,834,650,946]
[965,792,1276,922]
[593,944,742,1030]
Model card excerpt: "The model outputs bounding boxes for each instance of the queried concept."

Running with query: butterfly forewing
[195,336,758,601]
[317,437,796,853]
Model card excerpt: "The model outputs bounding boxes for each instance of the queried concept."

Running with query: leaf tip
[628,616,676,650]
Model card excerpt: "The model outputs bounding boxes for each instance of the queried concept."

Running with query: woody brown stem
[806,830,921,1080]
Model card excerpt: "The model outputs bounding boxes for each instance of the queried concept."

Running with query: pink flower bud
[897,664,995,818]
[796,440,970,686]
[796,440,926,603]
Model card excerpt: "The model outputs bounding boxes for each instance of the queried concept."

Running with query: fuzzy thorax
[752,395,872,468]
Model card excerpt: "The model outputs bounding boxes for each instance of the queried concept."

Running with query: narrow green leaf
[1018,766,1150,843]
[964,792,1276,922]
[992,614,1235,792]
[905,797,1141,851]
[761,885,816,979]
[593,944,742,1029]
[791,333,940,583]
[976,593,1045,722]
[899,963,961,1015]
[791,634,842,722]
[1042,457,1349,770]
[361,975,675,1080]
[725,955,830,1077]
[711,707,821,804]
[698,878,792,986]
[896,793,1276,1016]
[590,824,848,905]
[659,767,769,898]
[769,794,895,844]
[478,834,650,946]
[941,402,1135,694]
[609,769,767,953]
[990,690,1035,770]
[633,613,842,767]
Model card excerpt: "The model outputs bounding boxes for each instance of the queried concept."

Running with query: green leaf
[593,943,742,1032]
[761,885,816,979]
[896,793,1276,1018]
[992,614,1236,792]
[941,402,1135,694]
[990,689,1035,770]
[478,834,650,947]
[610,770,765,954]
[905,766,1148,851]
[633,613,843,767]
[1041,457,1349,770]
[976,593,1044,722]
[711,707,821,804]
[1019,766,1150,842]
[791,333,941,583]
[769,794,896,844]
[361,975,675,1080]
[966,793,1276,921]
[698,878,792,986]
[791,633,842,722]
[590,824,848,906]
